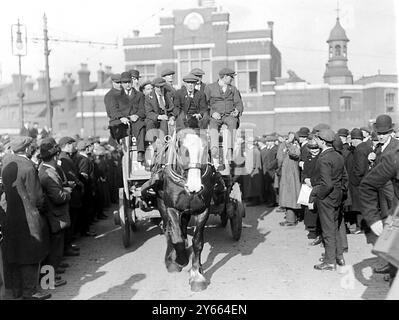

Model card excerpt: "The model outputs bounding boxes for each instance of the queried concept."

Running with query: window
[126,64,156,81]
[178,48,211,84]
[386,92,395,113]
[329,46,333,59]
[343,45,347,58]
[335,45,341,56]
[236,60,259,93]
[339,97,352,112]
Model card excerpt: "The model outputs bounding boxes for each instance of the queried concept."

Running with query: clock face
[183,12,204,31]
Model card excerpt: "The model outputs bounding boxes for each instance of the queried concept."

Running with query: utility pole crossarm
[31,36,118,47]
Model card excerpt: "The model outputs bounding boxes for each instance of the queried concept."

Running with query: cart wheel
[119,189,131,248]
[230,201,243,241]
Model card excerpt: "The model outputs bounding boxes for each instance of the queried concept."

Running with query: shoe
[137,151,145,162]
[374,264,391,274]
[59,262,70,268]
[279,221,297,227]
[23,291,52,300]
[336,258,345,266]
[55,279,67,287]
[309,236,322,246]
[56,267,66,274]
[64,248,80,257]
[314,262,336,271]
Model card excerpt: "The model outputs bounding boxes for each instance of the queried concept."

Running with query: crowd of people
[0,134,123,299]
[237,114,399,284]
[0,62,398,299]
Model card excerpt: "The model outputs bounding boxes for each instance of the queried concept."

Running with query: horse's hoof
[190,281,207,292]
[166,262,182,273]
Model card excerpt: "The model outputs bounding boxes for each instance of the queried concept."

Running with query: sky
[0,0,397,86]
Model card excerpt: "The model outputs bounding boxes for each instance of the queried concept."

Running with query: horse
[159,127,216,291]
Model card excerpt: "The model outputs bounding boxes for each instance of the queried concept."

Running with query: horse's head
[177,129,208,193]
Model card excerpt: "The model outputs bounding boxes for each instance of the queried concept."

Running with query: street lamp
[11,19,27,132]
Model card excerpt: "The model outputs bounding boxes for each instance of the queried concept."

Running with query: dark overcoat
[1,154,49,264]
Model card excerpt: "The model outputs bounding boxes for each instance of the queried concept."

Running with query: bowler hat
[152,77,166,87]
[373,114,394,134]
[337,128,349,137]
[183,73,199,83]
[40,137,60,159]
[218,67,236,77]
[129,69,141,79]
[350,128,363,140]
[190,68,205,76]
[120,72,132,82]
[58,136,76,148]
[10,136,34,153]
[161,69,175,77]
[297,127,310,138]
[316,129,335,142]
[312,123,330,134]
[110,73,121,82]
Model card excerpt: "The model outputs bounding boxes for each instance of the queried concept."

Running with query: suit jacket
[360,147,399,226]
[174,87,208,118]
[38,163,71,233]
[107,88,145,127]
[310,148,347,207]
[104,87,122,122]
[376,137,399,164]
[260,146,278,177]
[204,82,244,116]
[144,89,175,122]
[351,141,373,186]
[59,151,83,208]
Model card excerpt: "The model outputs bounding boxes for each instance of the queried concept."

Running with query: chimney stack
[132,30,140,37]
[267,21,274,40]
[61,72,75,103]
[104,65,112,77]
[77,63,90,91]
[97,64,106,88]
[37,71,46,94]
[24,76,35,91]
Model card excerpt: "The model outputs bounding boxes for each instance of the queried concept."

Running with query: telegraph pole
[43,13,52,131]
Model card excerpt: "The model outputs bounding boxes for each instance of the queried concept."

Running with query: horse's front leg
[189,208,210,292]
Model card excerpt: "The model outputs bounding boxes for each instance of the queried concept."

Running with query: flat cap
[360,126,371,134]
[10,136,34,153]
[110,73,121,82]
[182,73,199,83]
[190,68,205,76]
[218,67,236,77]
[120,72,132,82]
[139,80,153,91]
[316,129,335,142]
[337,128,350,137]
[152,77,166,87]
[58,136,76,148]
[129,69,141,79]
[297,127,310,138]
[161,69,175,77]
[312,123,330,134]
[350,128,363,140]
[76,139,91,151]
[39,137,60,159]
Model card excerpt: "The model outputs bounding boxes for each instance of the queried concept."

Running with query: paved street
[49,204,390,300]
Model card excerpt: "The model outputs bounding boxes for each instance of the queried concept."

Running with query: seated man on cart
[105,72,146,162]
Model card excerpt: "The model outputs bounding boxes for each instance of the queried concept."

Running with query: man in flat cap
[161,68,176,99]
[107,71,146,162]
[1,136,51,299]
[204,67,244,170]
[128,69,141,91]
[360,126,372,148]
[174,73,208,131]
[38,137,70,288]
[104,73,122,138]
[139,80,153,97]
[145,77,176,141]
[58,136,82,257]
[310,129,347,271]
[190,68,206,93]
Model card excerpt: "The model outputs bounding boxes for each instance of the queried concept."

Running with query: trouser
[339,209,348,250]
[145,119,172,143]
[5,263,40,298]
[209,115,238,158]
[378,181,394,218]
[304,207,321,236]
[64,207,79,248]
[263,172,276,204]
[44,230,65,271]
[130,122,145,153]
[318,200,344,264]
[78,197,94,234]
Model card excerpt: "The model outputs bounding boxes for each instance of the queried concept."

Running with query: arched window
[343,45,347,57]
[329,46,333,58]
[335,45,341,56]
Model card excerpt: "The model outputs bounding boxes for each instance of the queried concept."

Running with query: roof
[355,74,398,85]
[228,29,272,40]
[327,18,349,42]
